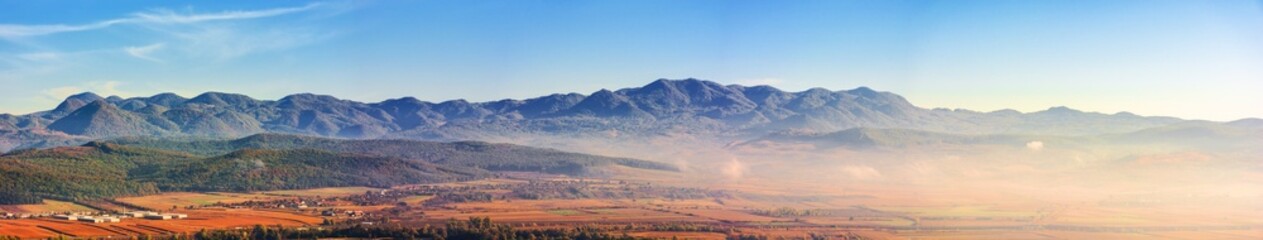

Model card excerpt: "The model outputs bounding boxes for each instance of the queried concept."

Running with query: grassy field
[399,195,434,206]
[546,209,584,216]
[263,187,382,197]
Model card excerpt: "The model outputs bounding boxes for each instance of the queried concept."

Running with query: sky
[1,0,1261,121]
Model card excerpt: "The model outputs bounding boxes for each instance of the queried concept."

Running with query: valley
[0,79,1259,239]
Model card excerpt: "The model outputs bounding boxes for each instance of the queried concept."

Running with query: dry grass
[116,192,282,209]
[0,200,95,214]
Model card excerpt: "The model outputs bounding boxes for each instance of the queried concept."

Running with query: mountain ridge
[0,78,1207,152]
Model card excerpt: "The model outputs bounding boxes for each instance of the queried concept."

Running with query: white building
[144,213,172,220]
[78,217,105,223]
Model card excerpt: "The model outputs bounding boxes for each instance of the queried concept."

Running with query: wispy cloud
[0,19,131,38]
[0,51,70,82]
[166,24,330,60]
[132,3,323,24]
[17,52,61,62]
[0,1,348,78]
[125,43,166,62]
[0,3,324,38]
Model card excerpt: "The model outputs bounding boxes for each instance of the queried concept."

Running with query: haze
[3,0,1263,120]
[1,1,1261,240]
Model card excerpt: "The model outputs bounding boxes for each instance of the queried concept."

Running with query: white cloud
[0,3,324,38]
[840,165,883,180]
[41,81,132,100]
[721,158,748,180]
[1026,141,1045,151]
[125,43,166,62]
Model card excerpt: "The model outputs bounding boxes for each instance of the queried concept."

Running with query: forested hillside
[0,134,675,204]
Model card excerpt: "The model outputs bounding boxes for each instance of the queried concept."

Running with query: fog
[493,126,1263,232]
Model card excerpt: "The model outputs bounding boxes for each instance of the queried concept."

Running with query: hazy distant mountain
[0,78,1217,152]
[734,127,1042,149]
[733,123,1262,152]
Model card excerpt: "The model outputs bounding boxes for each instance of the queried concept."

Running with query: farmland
[2,173,1262,239]
[263,187,383,197]
[0,209,320,239]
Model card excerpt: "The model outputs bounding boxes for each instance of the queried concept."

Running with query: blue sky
[1,0,1261,121]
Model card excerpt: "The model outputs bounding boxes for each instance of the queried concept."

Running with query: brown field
[628,231,727,240]
[673,209,785,222]
[5,166,1261,240]
[0,209,320,239]
[419,207,708,224]
[452,199,627,211]
[115,192,283,209]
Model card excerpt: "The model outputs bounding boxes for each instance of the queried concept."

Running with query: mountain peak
[1044,106,1081,113]
[280,93,342,103]
[51,92,106,114]
[1227,118,1263,128]
[145,93,188,107]
[566,88,646,117]
[845,86,881,98]
[67,92,103,101]
[47,100,163,137]
[393,96,422,103]
[187,92,259,107]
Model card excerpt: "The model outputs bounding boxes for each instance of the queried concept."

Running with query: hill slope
[0,134,675,204]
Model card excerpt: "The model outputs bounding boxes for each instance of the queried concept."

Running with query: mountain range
[0,78,1250,153]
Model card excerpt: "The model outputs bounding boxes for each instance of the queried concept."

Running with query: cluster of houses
[1,212,35,219]
[212,198,326,210]
[52,214,121,223]
[321,210,366,217]
[122,211,188,220]
[0,211,188,224]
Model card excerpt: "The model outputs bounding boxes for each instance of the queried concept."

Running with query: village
[2,210,188,224]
